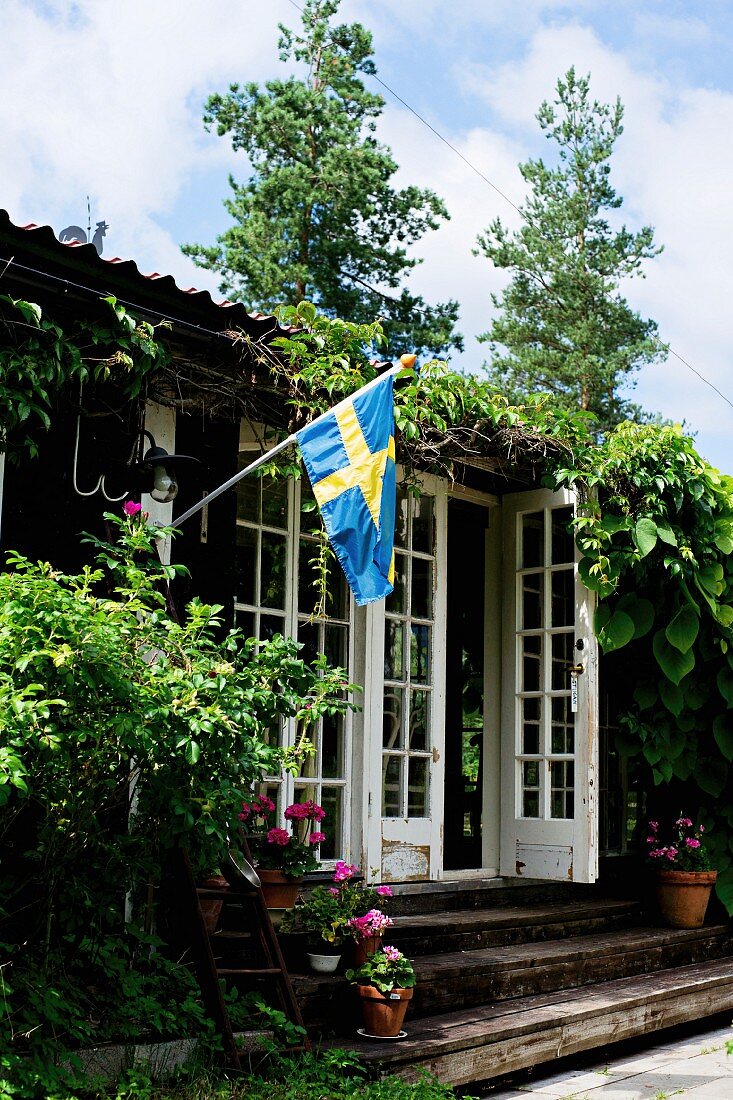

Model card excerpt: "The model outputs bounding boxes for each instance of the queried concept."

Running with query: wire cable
[283,0,733,414]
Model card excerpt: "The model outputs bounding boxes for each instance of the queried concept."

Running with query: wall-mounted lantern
[135,430,199,504]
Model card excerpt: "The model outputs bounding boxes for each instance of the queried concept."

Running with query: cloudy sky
[4,0,733,469]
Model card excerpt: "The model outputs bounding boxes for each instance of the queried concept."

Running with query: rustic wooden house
[1,210,731,1087]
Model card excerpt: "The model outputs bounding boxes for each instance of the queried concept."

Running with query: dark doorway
[443,498,488,870]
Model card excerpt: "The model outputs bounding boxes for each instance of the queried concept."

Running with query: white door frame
[499,488,599,883]
[363,476,447,881]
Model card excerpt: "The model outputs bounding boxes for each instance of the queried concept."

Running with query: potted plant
[347,908,394,965]
[646,816,717,928]
[241,795,326,909]
[345,945,416,1038]
[280,884,351,972]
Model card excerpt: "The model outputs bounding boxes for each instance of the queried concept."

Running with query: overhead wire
[283,0,733,414]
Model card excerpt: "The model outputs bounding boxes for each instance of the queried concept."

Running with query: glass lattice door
[500,488,598,883]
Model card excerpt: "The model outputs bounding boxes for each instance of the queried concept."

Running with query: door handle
[567,664,584,675]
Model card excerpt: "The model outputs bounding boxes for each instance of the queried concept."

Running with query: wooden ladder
[174,849,309,1069]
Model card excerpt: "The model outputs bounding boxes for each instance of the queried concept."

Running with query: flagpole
[170,363,403,528]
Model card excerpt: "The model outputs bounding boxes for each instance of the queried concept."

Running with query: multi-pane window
[234,454,352,862]
[382,490,435,818]
[517,505,576,820]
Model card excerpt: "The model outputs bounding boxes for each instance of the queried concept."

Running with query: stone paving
[481,1020,733,1100]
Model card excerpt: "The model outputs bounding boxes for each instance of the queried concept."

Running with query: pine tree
[183,0,462,358]
[475,68,663,430]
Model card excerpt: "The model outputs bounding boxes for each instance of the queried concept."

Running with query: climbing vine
[263,304,733,913]
[0,293,167,460]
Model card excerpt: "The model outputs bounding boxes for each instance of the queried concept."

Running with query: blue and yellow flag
[296,371,396,606]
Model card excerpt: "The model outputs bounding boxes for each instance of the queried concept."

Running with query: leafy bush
[0,512,353,1096]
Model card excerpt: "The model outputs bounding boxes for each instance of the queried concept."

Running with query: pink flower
[648,821,659,831]
[699,825,705,833]
[329,887,340,897]
[334,861,358,883]
[123,500,142,516]
[382,945,402,962]
[347,909,394,938]
[676,817,693,828]
[239,803,251,820]
[284,803,309,821]
[252,795,275,815]
[686,838,701,849]
[309,832,326,845]
[666,847,678,861]
[267,827,290,847]
[375,885,393,897]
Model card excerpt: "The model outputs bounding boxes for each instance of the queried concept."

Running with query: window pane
[522,694,541,754]
[410,624,431,683]
[236,475,259,522]
[551,506,574,565]
[260,614,285,642]
[387,553,406,615]
[318,786,343,860]
[382,755,402,817]
[409,689,429,751]
[407,756,429,817]
[297,537,317,614]
[321,713,343,778]
[521,634,542,692]
[395,490,409,548]
[551,696,575,754]
[551,632,574,690]
[384,619,404,680]
[383,687,404,749]
[522,574,543,630]
[551,568,574,628]
[411,556,432,619]
[261,532,287,609]
[261,477,288,528]
[297,620,319,665]
[235,525,257,605]
[522,512,544,569]
[234,609,255,638]
[550,760,574,820]
[412,496,434,555]
[325,624,347,670]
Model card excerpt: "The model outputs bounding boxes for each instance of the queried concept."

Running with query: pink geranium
[645,815,710,872]
[123,500,142,516]
[309,832,326,845]
[347,908,394,939]
[267,827,290,847]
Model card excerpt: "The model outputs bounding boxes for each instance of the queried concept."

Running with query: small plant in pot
[647,815,716,928]
[346,908,394,966]
[346,945,416,1038]
[242,795,326,909]
[280,884,351,972]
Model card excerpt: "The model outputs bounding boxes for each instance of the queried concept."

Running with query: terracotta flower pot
[352,934,383,966]
[656,870,717,929]
[356,984,413,1037]
[257,869,302,909]
[198,876,230,933]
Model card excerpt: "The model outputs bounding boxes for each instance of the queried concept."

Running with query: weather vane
[59,195,108,255]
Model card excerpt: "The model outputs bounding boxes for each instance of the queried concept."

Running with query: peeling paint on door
[382,840,430,882]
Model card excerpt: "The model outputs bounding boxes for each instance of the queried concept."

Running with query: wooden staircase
[284,879,733,1088]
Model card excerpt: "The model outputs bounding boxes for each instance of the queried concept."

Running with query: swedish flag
[296,370,397,606]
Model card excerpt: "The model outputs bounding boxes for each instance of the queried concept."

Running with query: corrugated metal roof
[0,209,286,342]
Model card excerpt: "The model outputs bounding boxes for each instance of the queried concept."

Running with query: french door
[500,489,598,882]
[365,483,447,881]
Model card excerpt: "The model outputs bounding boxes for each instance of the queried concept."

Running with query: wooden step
[387,897,641,955]
[383,877,598,917]
[334,958,733,1087]
[292,923,733,1031]
[280,896,641,972]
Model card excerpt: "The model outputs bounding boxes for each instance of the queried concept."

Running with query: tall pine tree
[184,0,462,358]
[476,68,663,431]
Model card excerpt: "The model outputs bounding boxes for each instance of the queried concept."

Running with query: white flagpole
[170,363,403,528]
